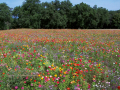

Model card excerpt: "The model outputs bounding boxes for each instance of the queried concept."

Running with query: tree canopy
[0,0,120,30]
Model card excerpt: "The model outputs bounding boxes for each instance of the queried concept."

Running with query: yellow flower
[43,63,45,64]
[59,67,61,70]
[99,64,101,66]
[71,81,75,84]
[59,74,62,77]
[70,67,72,70]
[64,72,66,74]
[93,78,95,80]
[41,77,43,80]
[29,62,31,63]
[51,64,54,67]
[38,74,40,77]
[101,69,102,71]
[54,74,57,77]
[73,76,75,78]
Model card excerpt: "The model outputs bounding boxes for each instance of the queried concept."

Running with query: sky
[0,0,120,11]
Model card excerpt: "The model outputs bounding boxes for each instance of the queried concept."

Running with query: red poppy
[88,60,91,62]
[67,64,70,66]
[67,87,70,90]
[77,79,80,82]
[98,67,100,69]
[62,65,65,66]
[57,81,59,84]
[34,80,36,82]
[117,86,120,89]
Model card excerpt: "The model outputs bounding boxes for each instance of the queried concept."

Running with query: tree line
[0,0,120,30]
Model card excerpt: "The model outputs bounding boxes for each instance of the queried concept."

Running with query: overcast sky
[0,0,119,11]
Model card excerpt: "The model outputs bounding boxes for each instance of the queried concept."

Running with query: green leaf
[55,66,59,72]
[44,61,51,67]
[40,66,44,71]
[39,62,42,66]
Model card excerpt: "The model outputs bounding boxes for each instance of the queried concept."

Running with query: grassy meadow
[0,29,120,90]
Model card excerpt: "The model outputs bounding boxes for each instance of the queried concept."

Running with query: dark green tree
[97,7,110,29]
[11,6,22,28]
[20,0,41,28]
[60,0,73,28]
[111,13,120,28]
[74,2,93,29]
[0,3,12,30]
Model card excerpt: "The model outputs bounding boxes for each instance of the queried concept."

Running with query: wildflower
[38,74,40,77]
[117,86,120,89]
[64,72,66,74]
[31,83,33,86]
[47,73,50,75]
[62,79,65,83]
[88,83,90,88]
[34,80,36,82]
[21,87,24,89]
[63,75,65,77]
[57,81,59,84]
[67,87,70,90]
[71,81,75,84]
[15,86,18,89]
[74,86,80,90]
[46,69,49,72]
[54,74,57,77]
[41,77,43,80]
[24,81,26,83]
[93,78,96,82]
[38,85,42,88]
[93,75,96,78]
[26,76,28,79]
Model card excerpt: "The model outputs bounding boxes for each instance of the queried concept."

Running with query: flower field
[0,29,120,90]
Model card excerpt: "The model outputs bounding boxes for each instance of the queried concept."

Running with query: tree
[49,0,68,28]
[60,0,73,28]
[20,0,41,28]
[11,6,22,28]
[0,3,12,30]
[97,7,110,29]
[74,2,94,29]
[111,13,120,28]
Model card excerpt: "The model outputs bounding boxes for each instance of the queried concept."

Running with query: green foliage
[0,3,12,30]
[111,13,120,28]
[0,0,120,29]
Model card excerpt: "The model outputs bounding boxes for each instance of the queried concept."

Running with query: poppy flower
[118,86,120,89]
[67,87,70,90]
